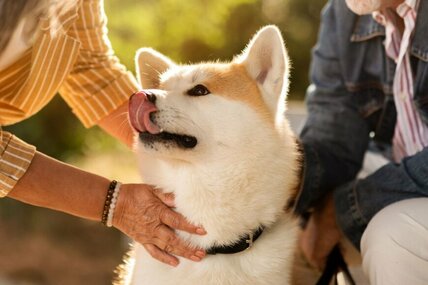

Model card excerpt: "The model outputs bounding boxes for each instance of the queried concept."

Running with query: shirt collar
[404,0,419,10]
[350,0,428,62]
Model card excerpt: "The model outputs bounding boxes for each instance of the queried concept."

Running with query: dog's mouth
[129,91,198,149]
[139,131,198,149]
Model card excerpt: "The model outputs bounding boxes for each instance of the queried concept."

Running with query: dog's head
[129,25,291,162]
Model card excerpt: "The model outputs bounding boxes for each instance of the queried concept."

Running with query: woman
[0,0,206,267]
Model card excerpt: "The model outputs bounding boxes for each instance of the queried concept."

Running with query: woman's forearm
[98,102,135,148]
[8,151,109,221]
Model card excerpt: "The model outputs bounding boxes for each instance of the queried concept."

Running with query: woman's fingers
[140,224,206,266]
[153,188,176,208]
[114,184,207,265]
[151,187,206,235]
[143,244,179,267]
[152,225,206,262]
[159,206,206,235]
[299,194,341,270]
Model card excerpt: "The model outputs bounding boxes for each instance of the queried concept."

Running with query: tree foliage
[106,0,325,99]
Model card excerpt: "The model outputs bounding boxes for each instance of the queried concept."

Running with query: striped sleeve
[0,128,36,197]
[59,0,139,128]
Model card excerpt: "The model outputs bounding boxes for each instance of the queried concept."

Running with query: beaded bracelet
[107,181,121,227]
[101,180,122,227]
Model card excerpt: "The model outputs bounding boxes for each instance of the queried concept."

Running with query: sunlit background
[0,0,324,284]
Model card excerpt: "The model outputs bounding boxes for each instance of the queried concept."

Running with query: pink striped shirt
[373,0,428,161]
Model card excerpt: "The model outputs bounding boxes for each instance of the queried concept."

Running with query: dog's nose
[129,90,157,104]
[146,92,157,104]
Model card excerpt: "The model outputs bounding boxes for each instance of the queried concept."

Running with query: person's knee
[360,204,400,278]
[360,199,428,285]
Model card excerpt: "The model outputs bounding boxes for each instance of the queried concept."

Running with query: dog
[123,25,302,285]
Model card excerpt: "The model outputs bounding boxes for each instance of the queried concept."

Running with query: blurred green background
[0,0,325,284]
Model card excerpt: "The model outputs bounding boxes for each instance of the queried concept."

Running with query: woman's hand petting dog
[113,184,207,266]
[299,193,342,270]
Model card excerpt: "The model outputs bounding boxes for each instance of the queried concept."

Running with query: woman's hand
[299,193,342,270]
[113,184,207,266]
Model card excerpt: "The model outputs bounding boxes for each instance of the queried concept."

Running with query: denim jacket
[296,0,428,249]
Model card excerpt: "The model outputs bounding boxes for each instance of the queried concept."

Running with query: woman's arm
[8,151,109,220]
[59,0,140,130]
[98,101,134,148]
[8,151,206,266]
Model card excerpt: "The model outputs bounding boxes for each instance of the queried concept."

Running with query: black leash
[316,245,356,285]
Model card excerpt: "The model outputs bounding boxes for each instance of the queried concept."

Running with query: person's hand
[299,193,342,270]
[112,183,207,267]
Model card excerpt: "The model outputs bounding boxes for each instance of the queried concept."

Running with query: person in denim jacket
[297,0,428,283]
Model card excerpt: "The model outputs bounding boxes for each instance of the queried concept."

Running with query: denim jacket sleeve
[335,147,428,249]
[295,0,370,214]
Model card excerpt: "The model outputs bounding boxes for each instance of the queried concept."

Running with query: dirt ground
[0,198,128,285]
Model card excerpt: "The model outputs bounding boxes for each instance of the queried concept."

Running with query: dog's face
[129,26,290,162]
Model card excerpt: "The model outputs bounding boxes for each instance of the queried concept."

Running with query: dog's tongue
[129,91,161,134]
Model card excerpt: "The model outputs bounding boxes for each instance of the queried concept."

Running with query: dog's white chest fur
[129,153,298,285]
[123,25,300,285]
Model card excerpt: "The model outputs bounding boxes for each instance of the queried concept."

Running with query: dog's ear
[135,48,176,89]
[236,25,290,116]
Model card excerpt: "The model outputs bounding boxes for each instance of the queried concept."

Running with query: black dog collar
[206,227,264,255]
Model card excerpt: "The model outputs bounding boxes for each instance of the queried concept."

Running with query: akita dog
[125,25,302,285]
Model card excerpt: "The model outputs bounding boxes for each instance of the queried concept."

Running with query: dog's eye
[187,84,210,96]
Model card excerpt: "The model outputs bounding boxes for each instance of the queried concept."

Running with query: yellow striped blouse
[0,0,139,197]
